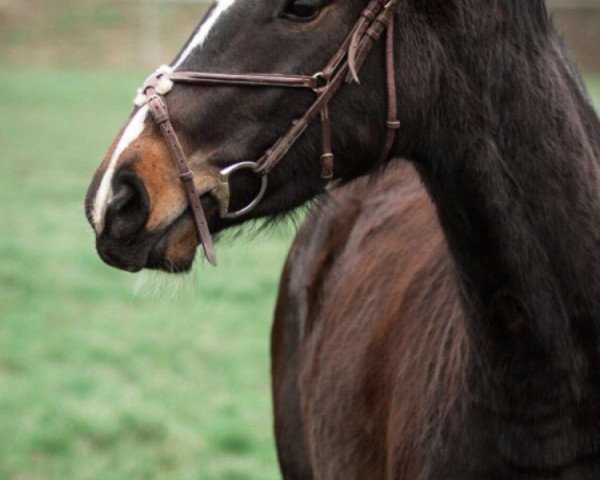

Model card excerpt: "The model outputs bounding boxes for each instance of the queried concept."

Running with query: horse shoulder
[273,163,469,479]
[271,179,363,480]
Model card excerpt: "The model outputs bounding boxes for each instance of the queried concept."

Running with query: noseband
[135,0,399,266]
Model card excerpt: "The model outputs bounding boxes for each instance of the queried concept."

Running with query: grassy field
[0,69,599,480]
[0,69,296,480]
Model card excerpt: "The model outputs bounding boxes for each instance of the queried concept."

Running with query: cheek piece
[134,0,400,266]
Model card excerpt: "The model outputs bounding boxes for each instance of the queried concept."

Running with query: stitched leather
[147,92,216,265]
[141,0,399,265]
[168,72,318,89]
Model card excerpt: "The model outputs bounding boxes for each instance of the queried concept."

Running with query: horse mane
[501,0,550,30]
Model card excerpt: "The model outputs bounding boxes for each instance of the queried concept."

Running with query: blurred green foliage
[0,68,293,480]
[0,67,598,480]
[53,5,126,31]
[590,79,600,110]
[0,1,205,68]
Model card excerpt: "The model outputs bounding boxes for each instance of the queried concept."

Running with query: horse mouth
[97,195,219,274]
[146,212,199,273]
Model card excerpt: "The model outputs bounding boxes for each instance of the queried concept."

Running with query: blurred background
[0,1,598,479]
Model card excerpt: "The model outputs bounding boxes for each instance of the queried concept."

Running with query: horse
[272,162,466,479]
[84,0,600,478]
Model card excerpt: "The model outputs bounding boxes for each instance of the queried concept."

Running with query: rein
[135,0,399,266]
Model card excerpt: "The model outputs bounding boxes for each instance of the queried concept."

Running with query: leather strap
[139,0,399,265]
[320,105,334,179]
[255,0,398,175]
[168,72,318,89]
[146,88,217,266]
[379,14,400,165]
[348,0,387,82]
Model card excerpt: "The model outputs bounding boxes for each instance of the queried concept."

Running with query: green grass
[0,68,295,480]
[0,68,599,480]
[590,77,600,110]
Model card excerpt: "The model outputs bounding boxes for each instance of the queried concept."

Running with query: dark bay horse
[273,163,466,479]
[85,0,600,478]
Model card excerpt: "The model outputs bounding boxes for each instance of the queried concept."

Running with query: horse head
[87,0,528,272]
[84,0,407,272]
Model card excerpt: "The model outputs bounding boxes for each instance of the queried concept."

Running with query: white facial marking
[173,0,238,69]
[93,105,149,234]
[93,0,238,234]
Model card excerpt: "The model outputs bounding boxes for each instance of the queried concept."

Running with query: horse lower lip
[124,264,143,273]
[145,212,196,272]
[98,246,144,273]
[97,194,217,273]
[96,235,155,273]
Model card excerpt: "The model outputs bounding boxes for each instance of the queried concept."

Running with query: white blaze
[93,0,238,234]
[173,0,238,69]
[92,105,149,233]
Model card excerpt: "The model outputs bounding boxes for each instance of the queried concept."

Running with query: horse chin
[147,213,199,273]
[147,195,222,273]
[96,234,156,273]
[97,194,221,274]
[95,211,199,274]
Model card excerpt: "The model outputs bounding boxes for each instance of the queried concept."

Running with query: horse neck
[401,12,600,381]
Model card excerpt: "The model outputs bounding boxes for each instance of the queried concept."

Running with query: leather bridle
[134,0,399,266]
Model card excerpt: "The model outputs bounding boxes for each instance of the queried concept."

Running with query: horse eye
[281,0,321,22]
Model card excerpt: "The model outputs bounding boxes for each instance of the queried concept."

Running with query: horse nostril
[105,173,150,240]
